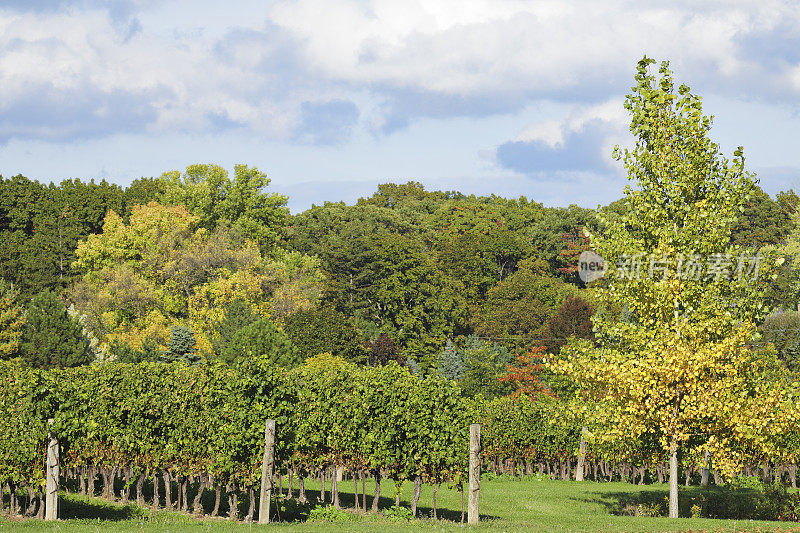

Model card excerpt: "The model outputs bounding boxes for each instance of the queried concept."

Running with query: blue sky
[1,0,799,212]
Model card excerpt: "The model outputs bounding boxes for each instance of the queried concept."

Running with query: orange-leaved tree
[499,345,552,399]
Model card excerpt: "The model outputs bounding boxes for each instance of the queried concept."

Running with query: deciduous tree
[550,57,791,518]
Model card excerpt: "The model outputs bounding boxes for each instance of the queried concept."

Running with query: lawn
[2,476,798,532]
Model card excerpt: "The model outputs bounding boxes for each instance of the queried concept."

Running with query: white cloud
[515,100,627,147]
[1,0,800,144]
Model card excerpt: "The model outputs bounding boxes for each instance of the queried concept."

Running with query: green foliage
[553,56,792,489]
[471,258,579,353]
[760,311,800,371]
[525,205,598,279]
[382,504,413,521]
[436,339,465,381]
[329,232,467,366]
[435,224,529,307]
[162,325,201,364]
[283,305,367,363]
[210,299,258,362]
[162,163,289,253]
[308,505,361,522]
[70,201,323,356]
[0,174,126,298]
[221,317,300,367]
[763,208,800,310]
[0,278,24,359]
[458,336,513,399]
[19,289,91,369]
[109,337,161,363]
[730,186,796,249]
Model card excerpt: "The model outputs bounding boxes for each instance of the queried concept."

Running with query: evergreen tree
[211,299,258,363]
[436,339,465,381]
[19,289,91,369]
[162,325,201,364]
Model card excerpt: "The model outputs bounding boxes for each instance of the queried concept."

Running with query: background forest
[2,164,800,398]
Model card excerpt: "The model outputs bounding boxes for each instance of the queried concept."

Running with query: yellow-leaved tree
[549,57,799,518]
[70,201,324,358]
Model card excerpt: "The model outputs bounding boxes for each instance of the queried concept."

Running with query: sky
[1,0,799,213]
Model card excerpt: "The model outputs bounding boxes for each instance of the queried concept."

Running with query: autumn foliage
[499,345,552,399]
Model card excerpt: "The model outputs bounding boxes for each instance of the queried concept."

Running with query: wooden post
[468,423,480,525]
[258,419,275,525]
[576,426,588,481]
[45,419,59,521]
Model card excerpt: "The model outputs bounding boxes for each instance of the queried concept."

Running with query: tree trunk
[247,486,255,522]
[9,482,18,516]
[360,470,366,513]
[102,465,118,500]
[299,475,307,503]
[461,484,465,523]
[227,482,238,520]
[411,476,422,517]
[701,449,710,486]
[211,483,221,517]
[789,464,797,489]
[181,476,188,512]
[353,470,360,510]
[371,471,381,512]
[163,470,173,509]
[669,440,679,519]
[121,467,131,503]
[36,489,44,519]
[136,474,145,506]
[152,471,160,510]
[192,475,207,515]
[320,470,326,503]
[286,468,294,500]
[87,465,96,497]
[25,487,37,517]
[332,469,340,509]
[576,427,587,481]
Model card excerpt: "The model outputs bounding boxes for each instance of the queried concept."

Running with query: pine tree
[19,289,91,368]
[211,299,258,364]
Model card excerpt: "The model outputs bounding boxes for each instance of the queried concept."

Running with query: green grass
[3,476,799,532]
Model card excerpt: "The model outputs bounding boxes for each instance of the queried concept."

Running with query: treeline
[2,167,798,379]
